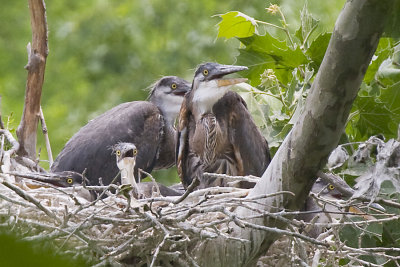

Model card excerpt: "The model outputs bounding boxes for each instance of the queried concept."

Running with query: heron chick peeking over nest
[113,142,141,198]
[177,63,271,189]
[51,76,190,187]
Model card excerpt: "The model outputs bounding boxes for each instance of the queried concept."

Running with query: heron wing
[176,97,201,188]
[51,101,163,185]
[218,91,271,177]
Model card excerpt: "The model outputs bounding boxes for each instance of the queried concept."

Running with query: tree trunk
[16,0,48,159]
[193,1,393,265]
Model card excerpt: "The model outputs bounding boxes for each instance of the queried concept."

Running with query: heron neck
[150,96,183,127]
[121,165,136,184]
[192,83,229,120]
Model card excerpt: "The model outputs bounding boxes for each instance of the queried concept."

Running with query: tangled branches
[1,127,400,266]
[0,170,398,266]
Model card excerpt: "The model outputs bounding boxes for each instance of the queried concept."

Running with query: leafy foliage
[0,232,89,266]
[217,11,257,39]
[218,3,400,265]
[217,3,400,153]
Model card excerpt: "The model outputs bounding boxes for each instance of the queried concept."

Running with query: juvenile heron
[176,63,271,189]
[113,142,141,197]
[299,178,384,237]
[113,142,183,198]
[51,76,190,186]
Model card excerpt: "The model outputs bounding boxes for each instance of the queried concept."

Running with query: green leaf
[237,33,308,86]
[364,38,393,84]
[380,81,400,116]
[306,32,331,71]
[348,96,395,140]
[217,11,257,39]
[381,220,400,246]
[384,0,400,38]
[295,2,319,47]
[340,223,360,248]
[377,58,400,86]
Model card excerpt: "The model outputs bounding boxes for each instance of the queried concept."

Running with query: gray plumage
[298,178,343,238]
[177,63,271,189]
[51,76,190,186]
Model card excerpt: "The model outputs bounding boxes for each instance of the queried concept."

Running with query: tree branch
[16,0,48,158]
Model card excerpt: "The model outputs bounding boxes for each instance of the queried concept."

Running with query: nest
[0,169,261,266]
[2,128,400,266]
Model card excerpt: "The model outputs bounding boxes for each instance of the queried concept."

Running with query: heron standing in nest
[176,63,271,189]
[51,76,190,186]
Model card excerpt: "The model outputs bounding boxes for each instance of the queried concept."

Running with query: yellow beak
[217,78,248,87]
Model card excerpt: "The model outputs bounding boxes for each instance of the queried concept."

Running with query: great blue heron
[298,178,344,238]
[51,76,190,186]
[112,142,142,198]
[176,63,271,189]
[113,142,183,199]
[298,178,384,237]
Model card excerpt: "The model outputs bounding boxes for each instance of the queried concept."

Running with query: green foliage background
[0,0,345,184]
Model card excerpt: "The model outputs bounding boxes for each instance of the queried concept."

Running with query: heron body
[177,63,271,188]
[298,178,345,237]
[51,76,190,186]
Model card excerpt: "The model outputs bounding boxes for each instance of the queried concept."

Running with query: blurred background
[0,0,345,184]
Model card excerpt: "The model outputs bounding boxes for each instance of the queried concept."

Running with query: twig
[224,209,329,247]
[139,168,160,196]
[39,106,53,166]
[2,181,61,224]
[173,177,200,204]
[203,172,260,183]
[150,234,168,267]
[15,156,46,172]
[0,129,19,154]
[0,96,4,130]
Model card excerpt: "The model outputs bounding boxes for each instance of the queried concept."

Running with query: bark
[193,1,393,266]
[16,0,48,159]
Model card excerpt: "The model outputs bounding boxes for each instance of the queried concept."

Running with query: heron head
[191,63,248,114]
[312,178,343,199]
[113,142,138,173]
[35,171,87,187]
[148,76,191,125]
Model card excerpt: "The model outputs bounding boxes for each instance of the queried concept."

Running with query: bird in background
[51,76,191,186]
[176,62,271,189]
[298,178,384,238]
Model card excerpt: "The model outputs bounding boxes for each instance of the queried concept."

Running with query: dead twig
[39,106,53,166]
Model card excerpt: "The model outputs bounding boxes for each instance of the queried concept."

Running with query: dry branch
[39,106,53,166]
[16,0,48,158]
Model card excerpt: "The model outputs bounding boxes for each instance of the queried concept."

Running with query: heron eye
[171,83,177,89]
[116,150,121,156]
[328,184,335,190]
[133,149,138,156]
[67,178,73,184]
[203,69,209,76]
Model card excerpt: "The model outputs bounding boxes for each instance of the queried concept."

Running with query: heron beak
[217,78,248,87]
[172,83,190,96]
[210,64,248,87]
